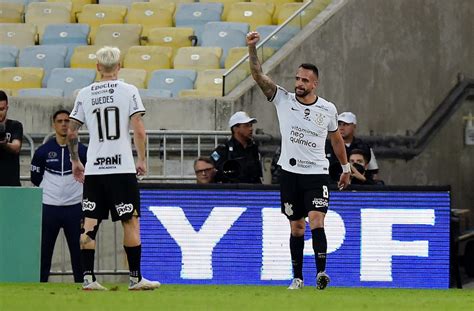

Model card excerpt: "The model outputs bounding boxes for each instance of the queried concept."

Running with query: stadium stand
[173,46,222,71]
[201,21,249,67]
[123,45,173,78]
[47,0,95,21]
[0,45,19,68]
[174,2,223,44]
[179,68,247,97]
[17,87,64,97]
[147,69,196,98]
[126,2,174,37]
[18,45,68,87]
[0,23,37,49]
[0,2,25,23]
[145,27,196,55]
[224,46,274,74]
[256,25,299,50]
[99,0,143,9]
[0,67,44,96]
[251,0,299,24]
[117,68,147,89]
[77,4,127,42]
[93,23,142,54]
[46,67,96,97]
[25,2,73,41]
[226,2,274,31]
[70,45,101,70]
[139,88,172,99]
[201,0,241,20]
[41,23,90,66]
[277,2,324,26]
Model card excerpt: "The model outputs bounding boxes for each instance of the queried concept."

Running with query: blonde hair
[96,46,120,72]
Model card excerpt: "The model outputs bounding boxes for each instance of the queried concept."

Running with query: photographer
[0,90,23,186]
[210,111,262,184]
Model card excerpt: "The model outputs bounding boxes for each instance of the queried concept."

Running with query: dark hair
[350,149,369,163]
[194,156,215,168]
[0,90,8,104]
[53,109,70,121]
[299,63,319,78]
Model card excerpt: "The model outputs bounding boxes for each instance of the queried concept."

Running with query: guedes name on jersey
[92,95,114,106]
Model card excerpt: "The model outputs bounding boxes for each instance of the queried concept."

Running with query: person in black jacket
[210,111,262,184]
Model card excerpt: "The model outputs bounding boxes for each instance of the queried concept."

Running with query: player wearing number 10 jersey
[67,46,160,291]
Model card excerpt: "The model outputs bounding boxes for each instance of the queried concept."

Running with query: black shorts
[82,173,140,222]
[280,169,330,221]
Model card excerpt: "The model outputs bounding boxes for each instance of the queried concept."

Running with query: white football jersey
[270,86,338,174]
[70,80,145,175]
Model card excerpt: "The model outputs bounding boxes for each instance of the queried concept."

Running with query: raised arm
[247,31,277,99]
[67,119,84,183]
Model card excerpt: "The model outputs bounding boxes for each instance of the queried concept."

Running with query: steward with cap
[210,111,263,184]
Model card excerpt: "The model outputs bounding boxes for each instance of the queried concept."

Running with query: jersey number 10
[93,106,120,141]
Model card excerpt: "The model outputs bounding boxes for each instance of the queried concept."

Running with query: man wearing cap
[325,112,379,181]
[210,111,262,184]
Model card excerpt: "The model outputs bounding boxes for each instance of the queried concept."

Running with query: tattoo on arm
[248,45,276,99]
[67,120,81,161]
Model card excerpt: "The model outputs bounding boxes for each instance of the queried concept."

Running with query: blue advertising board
[140,186,450,289]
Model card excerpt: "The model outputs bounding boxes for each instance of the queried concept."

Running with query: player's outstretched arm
[247,31,277,100]
[67,119,84,183]
[131,113,147,177]
[329,130,350,190]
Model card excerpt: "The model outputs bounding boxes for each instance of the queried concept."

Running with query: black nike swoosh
[291,107,299,111]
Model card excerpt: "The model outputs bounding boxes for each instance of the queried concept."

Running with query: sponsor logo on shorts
[82,199,96,211]
[312,198,329,209]
[116,202,134,216]
[284,202,293,216]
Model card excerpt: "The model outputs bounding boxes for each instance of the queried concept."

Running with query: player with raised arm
[67,46,160,291]
[247,32,350,290]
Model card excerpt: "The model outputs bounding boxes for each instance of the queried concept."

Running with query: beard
[294,87,310,98]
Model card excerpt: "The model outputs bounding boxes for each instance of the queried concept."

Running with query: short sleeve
[70,92,85,124]
[129,86,146,117]
[11,121,23,142]
[268,85,289,107]
[328,108,338,132]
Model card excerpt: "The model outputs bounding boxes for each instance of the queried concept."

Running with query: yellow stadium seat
[93,24,142,54]
[77,4,127,42]
[123,46,173,79]
[224,46,274,74]
[0,2,24,23]
[145,27,196,55]
[178,68,246,97]
[70,45,101,69]
[47,0,95,21]
[277,2,325,26]
[0,67,44,96]
[251,0,298,24]
[118,68,147,89]
[174,47,222,71]
[0,23,37,49]
[146,0,176,14]
[25,2,73,41]
[226,2,274,31]
[200,0,241,20]
[126,2,173,37]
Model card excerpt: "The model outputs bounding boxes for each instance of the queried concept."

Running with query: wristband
[341,163,351,174]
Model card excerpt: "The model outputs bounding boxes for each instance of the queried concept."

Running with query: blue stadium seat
[0,45,19,68]
[201,22,249,67]
[139,88,172,99]
[255,25,299,50]
[18,45,68,87]
[46,67,96,97]
[41,24,90,67]
[147,69,196,98]
[174,2,223,45]
[17,88,64,97]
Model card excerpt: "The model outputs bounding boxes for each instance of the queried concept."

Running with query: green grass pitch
[0,283,473,311]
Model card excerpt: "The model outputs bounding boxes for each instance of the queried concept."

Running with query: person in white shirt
[67,46,160,291]
[247,32,350,290]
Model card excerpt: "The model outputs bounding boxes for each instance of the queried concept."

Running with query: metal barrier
[19,133,34,181]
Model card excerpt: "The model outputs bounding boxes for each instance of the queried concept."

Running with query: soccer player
[247,32,351,290]
[67,46,160,290]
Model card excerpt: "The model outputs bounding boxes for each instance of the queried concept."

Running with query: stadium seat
[174,3,223,44]
[77,4,127,42]
[201,22,249,67]
[173,47,222,71]
[17,87,64,97]
[0,67,44,96]
[25,2,73,41]
[149,0,193,6]
[255,25,299,50]
[18,45,68,86]
[200,0,241,20]
[0,2,25,23]
[93,24,142,54]
[126,2,173,37]
[145,0,175,14]
[277,2,324,27]
[0,23,37,49]
[46,67,96,97]
[123,46,173,78]
[251,0,298,24]
[70,45,101,70]
[47,0,95,21]
[99,0,143,9]
[224,46,274,74]
[226,2,274,31]
[0,45,19,68]
[117,68,147,89]
[41,23,90,66]
[180,69,241,97]
[147,69,196,98]
[139,88,172,99]
[145,27,196,55]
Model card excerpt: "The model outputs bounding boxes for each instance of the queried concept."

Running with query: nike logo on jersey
[291,107,299,111]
